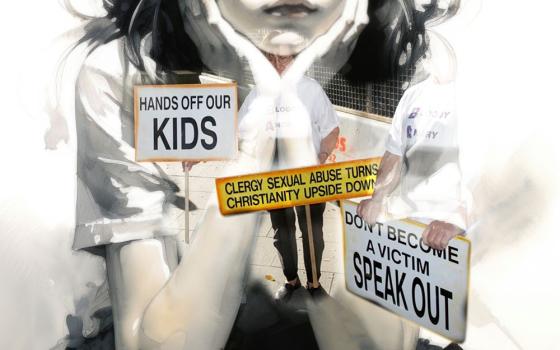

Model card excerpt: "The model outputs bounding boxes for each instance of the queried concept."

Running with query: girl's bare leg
[106,238,176,349]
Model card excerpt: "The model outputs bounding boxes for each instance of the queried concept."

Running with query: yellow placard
[216,158,381,215]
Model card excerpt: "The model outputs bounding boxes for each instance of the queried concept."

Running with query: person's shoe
[415,339,463,350]
[416,338,443,350]
[274,279,302,302]
[307,283,328,300]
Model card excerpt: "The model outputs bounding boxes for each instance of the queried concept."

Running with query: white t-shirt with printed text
[385,78,467,229]
[238,76,339,164]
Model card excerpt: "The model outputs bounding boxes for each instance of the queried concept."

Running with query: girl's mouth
[263,1,318,18]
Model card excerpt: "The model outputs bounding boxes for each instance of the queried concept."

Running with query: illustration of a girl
[57,0,457,348]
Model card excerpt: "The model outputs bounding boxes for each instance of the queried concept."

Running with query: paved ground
[159,160,345,297]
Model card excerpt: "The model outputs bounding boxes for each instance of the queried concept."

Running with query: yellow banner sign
[216,158,380,215]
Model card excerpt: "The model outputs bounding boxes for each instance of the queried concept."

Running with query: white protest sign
[134,83,237,162]
[341,200,470,342]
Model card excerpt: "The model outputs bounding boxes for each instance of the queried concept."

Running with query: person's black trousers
[269,203,326,284]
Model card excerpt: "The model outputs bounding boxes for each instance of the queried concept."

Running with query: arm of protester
[318,127,340,164]
[422,220,465,250]
[357,81,407,223]
[356,151,402,225]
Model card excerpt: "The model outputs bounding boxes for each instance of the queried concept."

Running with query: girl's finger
[342,0,369,44]
[285,0,359,82]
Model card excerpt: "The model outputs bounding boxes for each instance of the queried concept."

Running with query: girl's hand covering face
[216,0,349,56]
[180,0,368,90]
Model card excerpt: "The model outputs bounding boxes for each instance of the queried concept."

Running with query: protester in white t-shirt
[238,53,340,300]
[357,77,467,250]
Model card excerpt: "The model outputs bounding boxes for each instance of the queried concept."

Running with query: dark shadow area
[225,282,320,350]
[62,307,114,350]
[172,195,197,211]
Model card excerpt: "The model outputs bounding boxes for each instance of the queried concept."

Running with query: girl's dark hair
[75,0,456,82]
[344,0,456,82]
[76,0,203,73]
